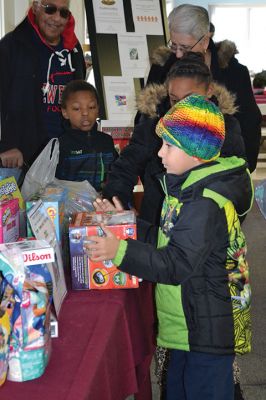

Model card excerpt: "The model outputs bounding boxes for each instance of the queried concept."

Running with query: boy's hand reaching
[93,196,124,212]
[85,224,120,262]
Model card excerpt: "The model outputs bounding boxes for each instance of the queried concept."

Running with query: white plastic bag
[53,178,98,217]
[21,139,59,200]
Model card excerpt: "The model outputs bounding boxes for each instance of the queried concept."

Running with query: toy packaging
[0,307,11,386]
[0,240,54,383]
[69,211,139,290]
[26,185,66,244]
[0,198,20,244]
[27,200,67,315]
[0,176,26,237]
[0,176,24,210]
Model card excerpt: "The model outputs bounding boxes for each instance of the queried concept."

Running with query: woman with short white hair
[145,3,261,174]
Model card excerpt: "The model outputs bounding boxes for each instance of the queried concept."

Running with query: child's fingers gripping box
[69,211,139,289]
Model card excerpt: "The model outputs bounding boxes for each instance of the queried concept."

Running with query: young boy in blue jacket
[86,95,252,400]
[55,80,117,192]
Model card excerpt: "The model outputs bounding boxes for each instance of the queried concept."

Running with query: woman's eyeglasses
[167,35,205,54]
[40,3,71,19]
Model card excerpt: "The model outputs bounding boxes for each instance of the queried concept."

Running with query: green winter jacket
[114,156,253,355]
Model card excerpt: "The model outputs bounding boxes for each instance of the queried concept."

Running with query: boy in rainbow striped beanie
[156,94,225,170]
[87,93,252,400]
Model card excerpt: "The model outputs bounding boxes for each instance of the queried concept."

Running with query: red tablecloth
[1,281,156,400]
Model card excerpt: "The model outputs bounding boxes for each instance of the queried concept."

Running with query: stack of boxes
[0,176,140,386]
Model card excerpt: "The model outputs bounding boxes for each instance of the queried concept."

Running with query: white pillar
[14,0,30,25]
[70,0,85,47]
[2,0,30,34]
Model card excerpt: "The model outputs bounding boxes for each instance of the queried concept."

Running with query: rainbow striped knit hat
[156,94,225,161]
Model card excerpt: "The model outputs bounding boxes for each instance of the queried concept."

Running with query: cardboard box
[0,176,24,210]
[69,211,138,290]
[0,239,55,266]
[0,199,20,243]
[50,312,59,338]
[100,122,133,154]
[0,177,25,237]
[0,239,54,382]
[26,186,66,243]
[27,200,67,316]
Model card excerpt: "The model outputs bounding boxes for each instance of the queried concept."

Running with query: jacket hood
[136,81,238,118]
[150,39,238,71]
[215,40,238,69]
[150,46,172,67]
[27,8,78,95]
[165,157,253,217]
[27,8,78,50]
[136,83,168,118]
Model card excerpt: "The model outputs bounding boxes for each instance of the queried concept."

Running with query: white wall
[70,0,85,47]
[168,0,266,13]
[3,0,29,33]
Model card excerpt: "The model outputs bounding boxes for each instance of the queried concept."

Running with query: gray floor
[127,178,266,400]
[237,184,266,400]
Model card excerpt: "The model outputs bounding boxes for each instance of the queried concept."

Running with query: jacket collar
[64,122,99,136]
[161,157,252,215]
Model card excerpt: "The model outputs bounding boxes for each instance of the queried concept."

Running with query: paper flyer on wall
[117,34,150,78]
[92,0,126,33]
[27,199,67,315]
[103,76,136,124]
[131,0,164,35]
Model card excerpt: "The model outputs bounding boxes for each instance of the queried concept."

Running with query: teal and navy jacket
[114,157,252,355]
[55,124,118,192]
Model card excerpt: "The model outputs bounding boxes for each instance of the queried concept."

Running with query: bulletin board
[84,0,168,148]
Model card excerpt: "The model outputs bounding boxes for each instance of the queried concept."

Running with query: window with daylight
[209,5,266,75]
[0,0,4,39]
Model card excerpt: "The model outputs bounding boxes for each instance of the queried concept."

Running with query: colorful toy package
[69,211,138,290]
[0,176,24,210]
[0,198,20,243]
[0,307,11,386]
[0,176,25,237]
[0,240,54,382]
[26,185,66,244]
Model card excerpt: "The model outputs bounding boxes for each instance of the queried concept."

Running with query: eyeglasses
[167,35,205,54]
[40,3,71,19]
